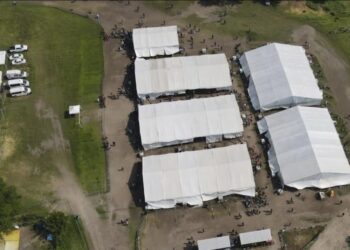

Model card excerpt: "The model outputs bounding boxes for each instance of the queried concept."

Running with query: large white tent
[239,43,322,111]
[197,236,231,250]
[142,144,256,210]
[138,95,243,150]
[258,106,350,189]
[135,54,232,100]
[132,25,180,58]
[0,51,6,65]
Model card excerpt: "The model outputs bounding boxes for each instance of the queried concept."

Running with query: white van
[9,86,32,97]
[6,79,30,88]
[6,69,28,79]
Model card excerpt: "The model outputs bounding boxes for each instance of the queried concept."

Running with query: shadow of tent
[122,63,138,104]
[125,110,142,152]
[128,161,145,208]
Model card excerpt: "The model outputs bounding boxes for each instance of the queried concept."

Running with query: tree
[0,178,21,234]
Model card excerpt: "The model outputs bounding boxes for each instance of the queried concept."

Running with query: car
[5,69,28,79]
[8,53,24,60]
[8,44,28,53]
[6,79,30,88]
[9,86,31,97]
[11,58,26,65]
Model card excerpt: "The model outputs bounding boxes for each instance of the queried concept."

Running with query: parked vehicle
[8,44,28,53]
[11,58,26,65]
[6,79,30,88]
[5,69,28,79]
[9,53,24,60]
[9,86,31,97]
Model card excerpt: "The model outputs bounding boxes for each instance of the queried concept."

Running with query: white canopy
[143,144,256,210]
[258,106,350,189]
[135,54,232,99]
[197,236,231,250]
[239,43,322,111]
[68,105,80,115]
[239,229,272,246]
[132,25,180,58]
[0,51,6,65]
[138,95,243,150]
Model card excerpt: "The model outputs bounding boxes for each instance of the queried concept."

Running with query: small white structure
[239,43,322,111]
[68,105,81,115]
[258,106,350,189]
[132,25,180,58]
[197,236,231,250]
[0,51,6,65]
[138,95,243,150]
[239,229,272,246]
[135,54,232,100]
[142,144,256,210]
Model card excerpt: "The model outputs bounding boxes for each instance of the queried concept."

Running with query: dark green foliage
[0,178,21,234]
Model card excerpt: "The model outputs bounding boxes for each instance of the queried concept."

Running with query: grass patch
[0,2,105,200]
[57,216,89,250]
[280,226,325,250]
[128,207,143,250]
[144,0,194,16]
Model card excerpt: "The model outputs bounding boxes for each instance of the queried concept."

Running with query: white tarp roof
[258,106,350,189]
[239,229,272,245]
[135,54,232,99]
[68,105,80,115]
[239,43,322,111]
[138,95,243,150]
[198,236,231,250]
[143,144,256,210]
[132,25,180,58]
[0,51,6,65]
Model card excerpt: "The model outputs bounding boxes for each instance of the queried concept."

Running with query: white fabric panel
[0,51,6,65]
[132,26,180,58]
[138,95,243,150]
[258,106,350,189]
[240,43,322,111]
[143,144,256,210]
[239,229,272,245]
[135,54,232,99]
[197,236,231,250]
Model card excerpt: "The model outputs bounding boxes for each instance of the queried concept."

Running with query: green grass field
[57,216,89,250]
[0,2,105,209]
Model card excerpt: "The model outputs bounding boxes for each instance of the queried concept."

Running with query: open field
[0,2,105,203]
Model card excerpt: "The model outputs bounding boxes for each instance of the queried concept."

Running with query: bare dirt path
[292,25,350,127]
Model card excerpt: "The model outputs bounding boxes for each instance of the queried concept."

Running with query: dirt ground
[29,1,350,250]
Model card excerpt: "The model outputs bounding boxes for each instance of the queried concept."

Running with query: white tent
[135,54,232,100]
[138,95,243,150]
[68,105,80,115]
[239,229,272,246]
[142,144,256,210]
[0,51,6,65]
[258,106,350,189]
[239,43,322,111]
[132,25,180,58]
[197,236,231,250]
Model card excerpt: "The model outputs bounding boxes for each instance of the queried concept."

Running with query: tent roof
[69,105,80,115]
[143,144,256,209]
[258,106,350,189]
[0,230,20,250]
[240,43,322,110]
[135,54,232,98]
[132,25,179,58]
[239,229,272,245]
[197,236,231,250]
[0,51,6,65]
[138,95,243,149]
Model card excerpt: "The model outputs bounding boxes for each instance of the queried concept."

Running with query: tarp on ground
[239,43,322,111]
[138,95,243,150]
[258,106,350,189]
[197,236,231,250]
[0,51,6,65]
[135,54,232,99]
[239,229,272,246]
[132,25,179,58]
[143,144,256,210]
